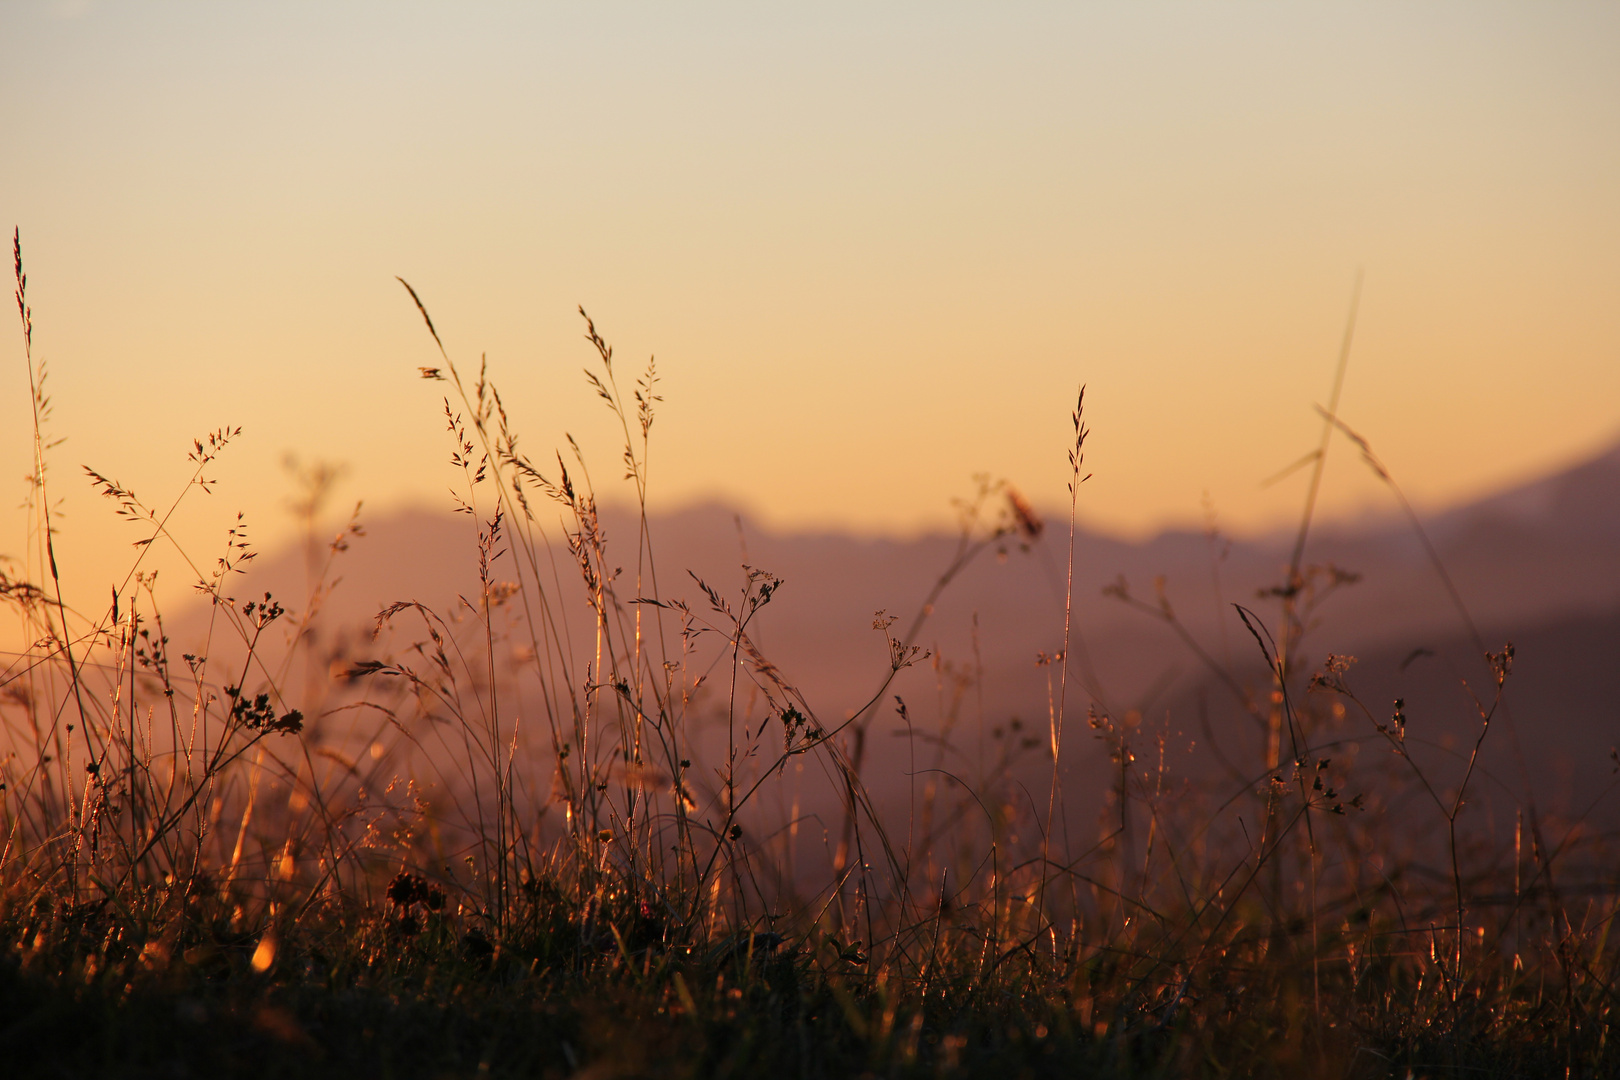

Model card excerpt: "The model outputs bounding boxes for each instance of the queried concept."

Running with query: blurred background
[2,1,1618,621]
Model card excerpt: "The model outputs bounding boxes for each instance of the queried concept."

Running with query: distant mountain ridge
[1433,435,1620,538]
[182,433,1620,824]
[202,431,1620,698]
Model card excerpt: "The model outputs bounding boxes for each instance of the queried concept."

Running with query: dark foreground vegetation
[4,237,1616,1077]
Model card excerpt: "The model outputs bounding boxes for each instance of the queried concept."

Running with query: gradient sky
[3,2,1618,612]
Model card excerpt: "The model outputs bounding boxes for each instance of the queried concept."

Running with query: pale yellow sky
[4,2,1619,612]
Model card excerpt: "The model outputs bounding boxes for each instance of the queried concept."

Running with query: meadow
[3,233,1617,1078]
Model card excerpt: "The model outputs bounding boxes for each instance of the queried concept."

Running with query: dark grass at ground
[3,890,1612,1080]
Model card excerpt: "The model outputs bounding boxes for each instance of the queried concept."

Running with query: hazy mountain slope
[168,434,1620,823]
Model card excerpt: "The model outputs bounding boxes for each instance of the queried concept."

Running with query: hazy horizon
[4,2,1619,612]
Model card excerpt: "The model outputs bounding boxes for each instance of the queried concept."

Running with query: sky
[3,2,1619,614]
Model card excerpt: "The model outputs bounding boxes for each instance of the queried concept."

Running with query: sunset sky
[4,2,1618,612]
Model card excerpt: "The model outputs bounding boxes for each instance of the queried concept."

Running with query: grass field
[4,236,1617,1078]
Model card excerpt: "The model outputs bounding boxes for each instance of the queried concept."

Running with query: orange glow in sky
[4,3,1618,611]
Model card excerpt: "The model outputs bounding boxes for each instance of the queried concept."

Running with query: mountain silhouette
[169,434,1620,834]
